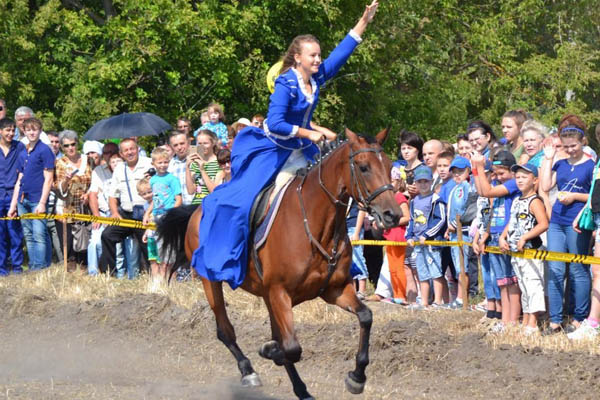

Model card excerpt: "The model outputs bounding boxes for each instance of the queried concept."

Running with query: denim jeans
[18,199,51,270]
[480,253,501,300]
[449,232,470,278]
[488,233,516,287]
[0,194,24,275]
[87,224,126,276]
[116,237,140,279]
[348,227,368,281]
[546,222,592,324]
[414,245,442,281]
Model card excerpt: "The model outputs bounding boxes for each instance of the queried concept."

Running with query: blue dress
[191,31,362,289]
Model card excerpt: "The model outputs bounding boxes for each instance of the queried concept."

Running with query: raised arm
[352,0,379,37]
[540,140,557,192]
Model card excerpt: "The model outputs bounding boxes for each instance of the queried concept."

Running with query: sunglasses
[62,143,77,148]
[218,159,231,165]
[0,106,3,111]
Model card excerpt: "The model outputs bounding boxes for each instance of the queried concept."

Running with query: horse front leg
[322,281,372,395]
[201,278,261,387]
[260,288,314,400]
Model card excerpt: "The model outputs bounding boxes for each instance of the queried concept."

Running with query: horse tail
[156,204,198,282]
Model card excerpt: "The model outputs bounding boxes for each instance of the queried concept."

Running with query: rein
[296,140,394,296]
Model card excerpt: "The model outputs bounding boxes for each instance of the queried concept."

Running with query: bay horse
[157,128,401,399]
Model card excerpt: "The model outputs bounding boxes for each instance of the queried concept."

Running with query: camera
[146,168,156,177]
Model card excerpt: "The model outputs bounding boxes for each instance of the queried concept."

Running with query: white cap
[83,140,104,155]
[236,118,251,126]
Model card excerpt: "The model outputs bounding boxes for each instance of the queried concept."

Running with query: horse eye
[359,164,369,173]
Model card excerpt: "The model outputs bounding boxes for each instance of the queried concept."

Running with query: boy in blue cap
[445,156,473,308]
[406,164,447,307]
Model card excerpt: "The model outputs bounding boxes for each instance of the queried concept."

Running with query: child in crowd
[500,163,548,335]
[368,166,410,303]
[472,160,502,320]
[406,165,447,308]
[0,118,25,276]
[194,102,228,147]
[16,117,55,271]
[435,151,455,201]
[347,201,368,299]
[456,134,473,159]
[472,150,521,331]
[186,130,221,204]
[142,148,182,279]
[445,156,473,308]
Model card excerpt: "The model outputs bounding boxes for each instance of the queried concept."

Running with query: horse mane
[303,133,375,173]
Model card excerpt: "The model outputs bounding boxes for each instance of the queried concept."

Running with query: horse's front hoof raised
[258,340,279,360]
[344,372,365,394]
[241,372,262,387]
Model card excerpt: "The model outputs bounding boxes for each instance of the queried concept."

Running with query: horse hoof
[345,373,365,394]
[258,340,279,360]
[241,372,262,387]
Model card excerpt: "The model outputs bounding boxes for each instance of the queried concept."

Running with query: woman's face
[501,117,520,143]
[457,139,472,158]
[61,138,79,158]
[400,143,419,163]
[295,41,322,76]
[197,134,215,157]
[522,129,543,157]
[468,129,490,152]
[561,136,584,160]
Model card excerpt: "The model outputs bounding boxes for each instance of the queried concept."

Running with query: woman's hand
[543,139,556,160]
[362,0,379,23]
[470,151,485,167]
[307,130,326,143]
[350,230,360,242]
[573,208,583,233]
[558,191,575,206]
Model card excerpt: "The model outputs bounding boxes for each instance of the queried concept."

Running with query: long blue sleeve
[315,32,362,85]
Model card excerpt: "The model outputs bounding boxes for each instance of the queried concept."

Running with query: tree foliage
[1,0,599,152]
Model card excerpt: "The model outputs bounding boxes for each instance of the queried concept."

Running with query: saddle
[249,176,297,280]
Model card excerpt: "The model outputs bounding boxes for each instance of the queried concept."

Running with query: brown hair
[23,117,42,130]
[206,102,225,123]
[437,151,455,162]
[196,129,219,154]
[440,140,455,156]
[558,113,587,141]
[502,109,529,130]
[280,34,320,74]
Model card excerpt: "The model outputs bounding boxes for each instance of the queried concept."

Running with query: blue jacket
[447,180,473,233]
[406,192,446,241]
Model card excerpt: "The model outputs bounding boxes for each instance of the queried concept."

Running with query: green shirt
[190,160,221,205]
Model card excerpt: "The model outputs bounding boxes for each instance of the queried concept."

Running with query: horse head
[344,127,401,229]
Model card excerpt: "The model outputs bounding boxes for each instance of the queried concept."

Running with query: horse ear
[345,127,358,143]
[375,127,390,145]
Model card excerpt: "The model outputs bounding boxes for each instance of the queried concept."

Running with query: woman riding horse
[159,2,404,399]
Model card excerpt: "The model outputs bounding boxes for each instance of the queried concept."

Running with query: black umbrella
[83,112,172,140]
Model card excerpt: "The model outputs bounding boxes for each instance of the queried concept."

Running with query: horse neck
[300,144,351,240]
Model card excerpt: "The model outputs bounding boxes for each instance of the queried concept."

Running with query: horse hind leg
[201,278,261,387]
[260,290,314,400]
[322,281,372,395]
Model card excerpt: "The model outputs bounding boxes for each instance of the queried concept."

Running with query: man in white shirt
[99,138,152,276]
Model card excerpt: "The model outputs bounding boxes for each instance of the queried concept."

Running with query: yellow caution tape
[0,213,156,231]
[2,215,597,265]
[352,240,600,266]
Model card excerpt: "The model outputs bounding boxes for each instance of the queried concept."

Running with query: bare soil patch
[1,267,600,399]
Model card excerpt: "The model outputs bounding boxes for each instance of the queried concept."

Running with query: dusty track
[1,269,600,399]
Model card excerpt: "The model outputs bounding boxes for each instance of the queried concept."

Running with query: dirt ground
[2,269,600,400]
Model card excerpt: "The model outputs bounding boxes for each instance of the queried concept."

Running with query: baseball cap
[449,156,471,171]
[511,163,538,177]
[484,159,493,172]
[492,150,516,168]
[413,165,433,181]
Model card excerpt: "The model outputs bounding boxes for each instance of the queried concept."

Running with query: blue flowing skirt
[191,127,294,289]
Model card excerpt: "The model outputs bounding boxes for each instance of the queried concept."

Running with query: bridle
[296,139,395,296]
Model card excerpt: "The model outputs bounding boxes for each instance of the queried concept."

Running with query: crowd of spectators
[351,111,600,341]
[3,98,600,340]
[0,99,252,282]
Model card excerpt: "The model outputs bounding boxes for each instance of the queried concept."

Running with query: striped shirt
[190,160,221,205]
